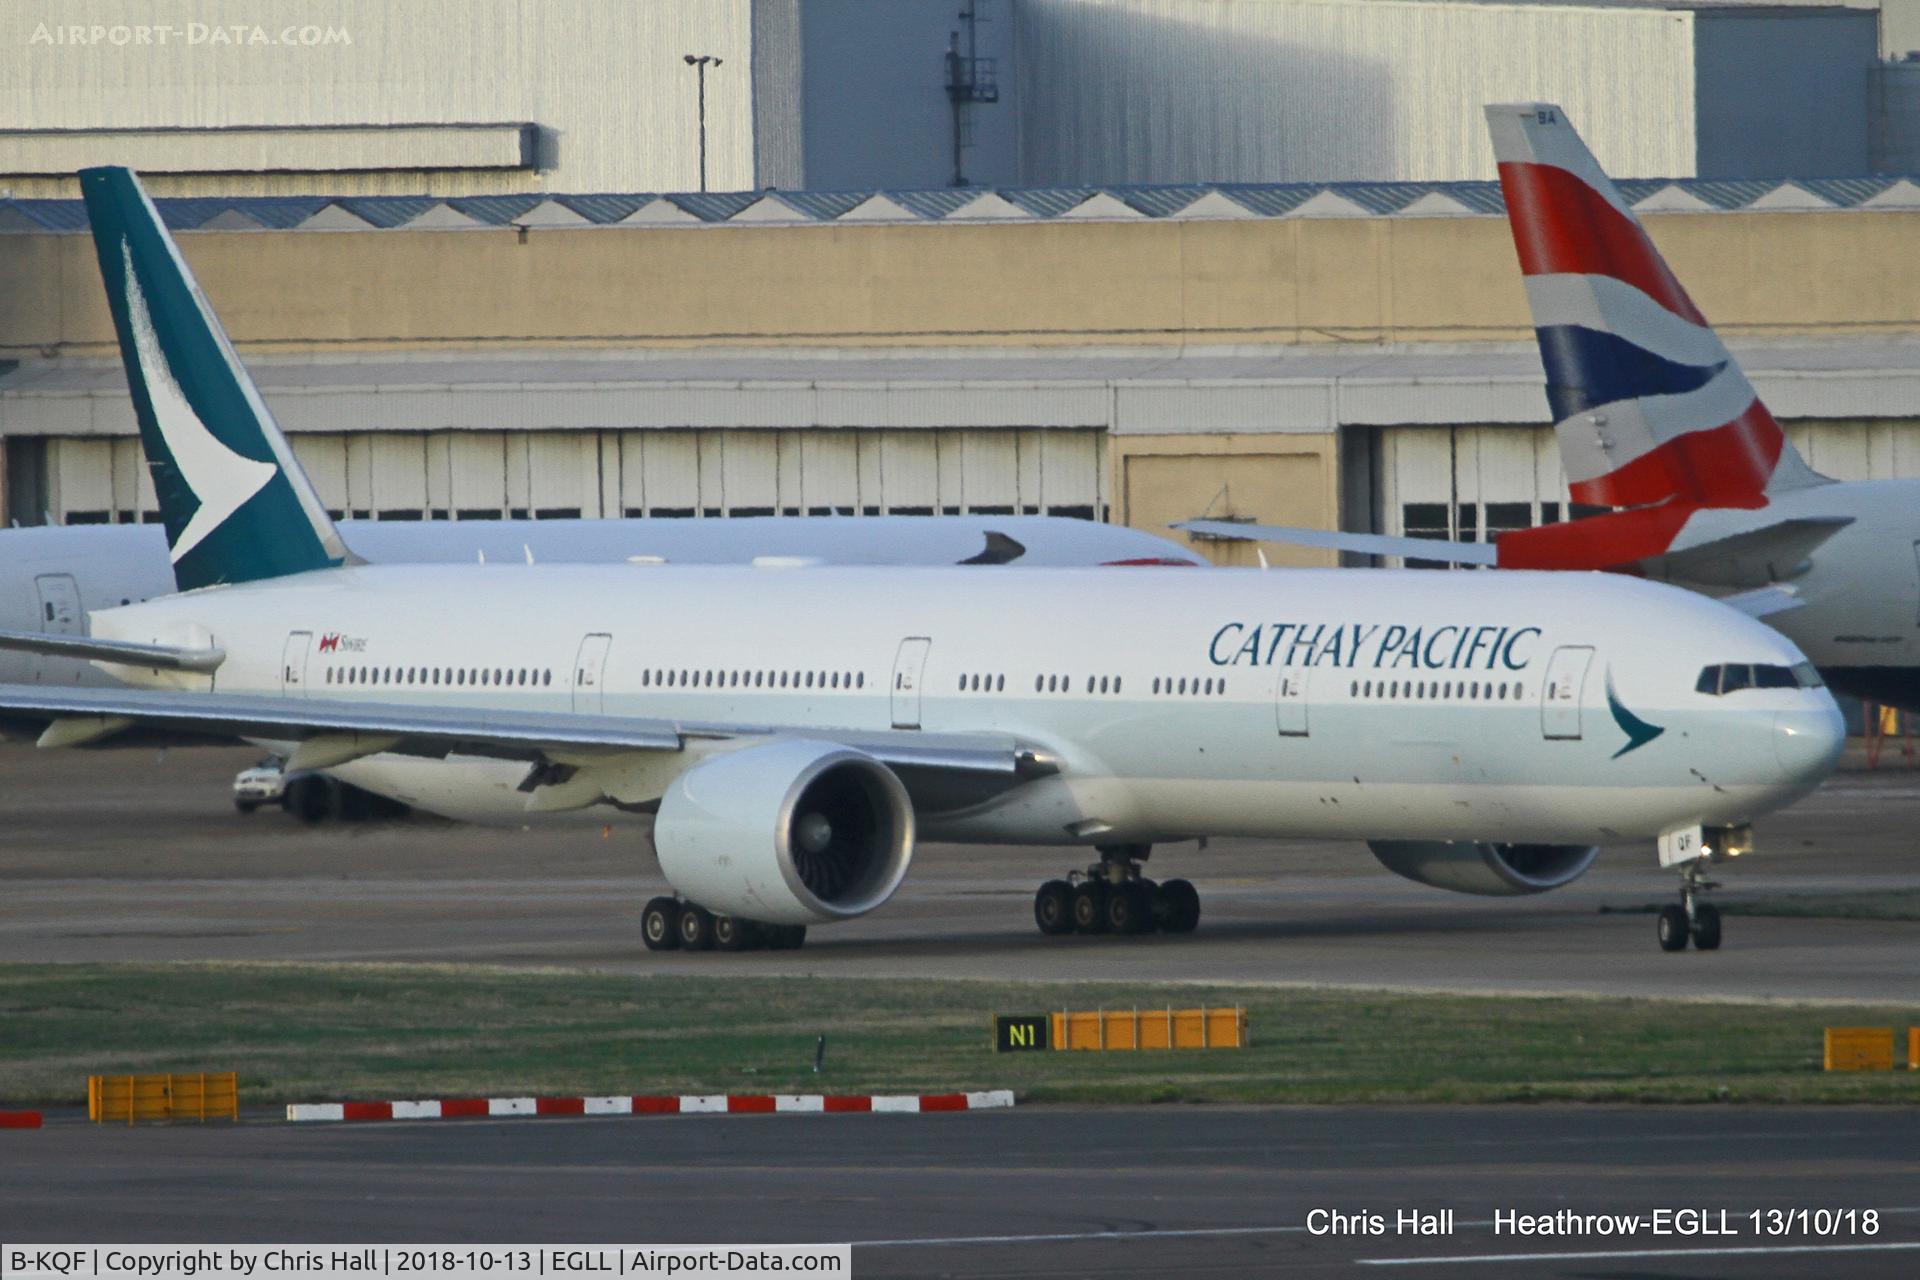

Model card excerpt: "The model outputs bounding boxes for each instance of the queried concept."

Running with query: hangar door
[1123,450,1329,568]
[30,429,1108,526]
[1376,426,1588,567]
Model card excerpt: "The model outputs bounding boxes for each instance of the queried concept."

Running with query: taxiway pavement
[1,744,1916,1001]
[3,1106,1916,1278]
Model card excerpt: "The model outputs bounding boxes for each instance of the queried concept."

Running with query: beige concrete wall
[10,210,1920,359]
[1112,434,1339,568]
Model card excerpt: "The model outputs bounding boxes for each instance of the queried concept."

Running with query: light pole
[683,54,723,193]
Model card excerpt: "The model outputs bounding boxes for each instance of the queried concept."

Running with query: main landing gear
[642,897,807,952]
[1656,862,1722,953]
[1033,844,1200,938]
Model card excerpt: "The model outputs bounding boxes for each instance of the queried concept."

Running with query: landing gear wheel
[764,923,807,950]
[713,915,763,952]
[1034,880,1074,936]
[1106,883,1153,935]
[1071,881,1110,934]
[1657,903,1690,952]
[1156,879,1200,934]
[1690,902,1722,951]
[641,897,682,951]
[677,904,715,951]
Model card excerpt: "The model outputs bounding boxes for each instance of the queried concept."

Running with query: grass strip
[1,962,1915,1108]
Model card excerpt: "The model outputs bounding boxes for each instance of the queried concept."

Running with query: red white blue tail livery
[1185,103,1920,714]
[1488,103,1822,511]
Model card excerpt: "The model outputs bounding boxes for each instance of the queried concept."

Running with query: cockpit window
[1696,662,1822,695]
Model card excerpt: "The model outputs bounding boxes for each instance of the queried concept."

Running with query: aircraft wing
[1179,514,1851,586]
[1637,516,1853,589]
[1174,520,1498,566]
[0,684,1053,814]
[0,628,226,673]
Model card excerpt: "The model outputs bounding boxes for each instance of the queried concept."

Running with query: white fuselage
[0,517,1197,687]
[1690,479,1920,704]
[88,564,1841,847]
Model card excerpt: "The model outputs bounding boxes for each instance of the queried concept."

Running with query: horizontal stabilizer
[1173,521,1497,566]
[1640,516,1853,588]
[0,629,225,673]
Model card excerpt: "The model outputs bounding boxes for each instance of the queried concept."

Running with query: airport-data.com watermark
[27,22,351,48]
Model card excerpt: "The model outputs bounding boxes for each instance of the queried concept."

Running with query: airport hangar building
[5,182,1920,570]
[2,0,1918,567]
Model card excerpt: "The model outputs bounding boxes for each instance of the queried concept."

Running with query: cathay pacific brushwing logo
[1606,672,1665,759]
[122,243,275,563]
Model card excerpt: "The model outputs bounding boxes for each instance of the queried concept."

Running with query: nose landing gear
[1033,844,1200,938]
[1657,862,1722,952]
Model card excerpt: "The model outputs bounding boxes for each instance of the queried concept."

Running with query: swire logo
[318,634,339,652]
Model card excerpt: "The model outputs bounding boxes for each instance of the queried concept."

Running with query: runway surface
[4,1106,1917,1277]
[2,743,1918,1001]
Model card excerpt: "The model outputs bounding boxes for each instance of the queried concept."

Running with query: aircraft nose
[1774,703,1844,784]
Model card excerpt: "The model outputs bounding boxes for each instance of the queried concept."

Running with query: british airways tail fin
[1485,103,1825,510]
[79,166,350,591]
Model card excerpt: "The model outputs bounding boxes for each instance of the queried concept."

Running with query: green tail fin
[79,166,349,590]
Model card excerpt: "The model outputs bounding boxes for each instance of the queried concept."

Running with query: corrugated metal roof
[5,175,1917,234]
[999,187,1099,218]
[1112,186,1210,217]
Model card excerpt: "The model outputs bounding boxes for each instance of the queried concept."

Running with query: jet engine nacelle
[652,739,915,925]
[1367,840,1599,896]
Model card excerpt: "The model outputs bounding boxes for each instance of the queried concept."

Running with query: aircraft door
[1275,667,1310,737]
[891,636,932,729]
[1541,645,1595,739]
[34,574,82,635]
[573,633,613,714]
[280,631,312,697]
